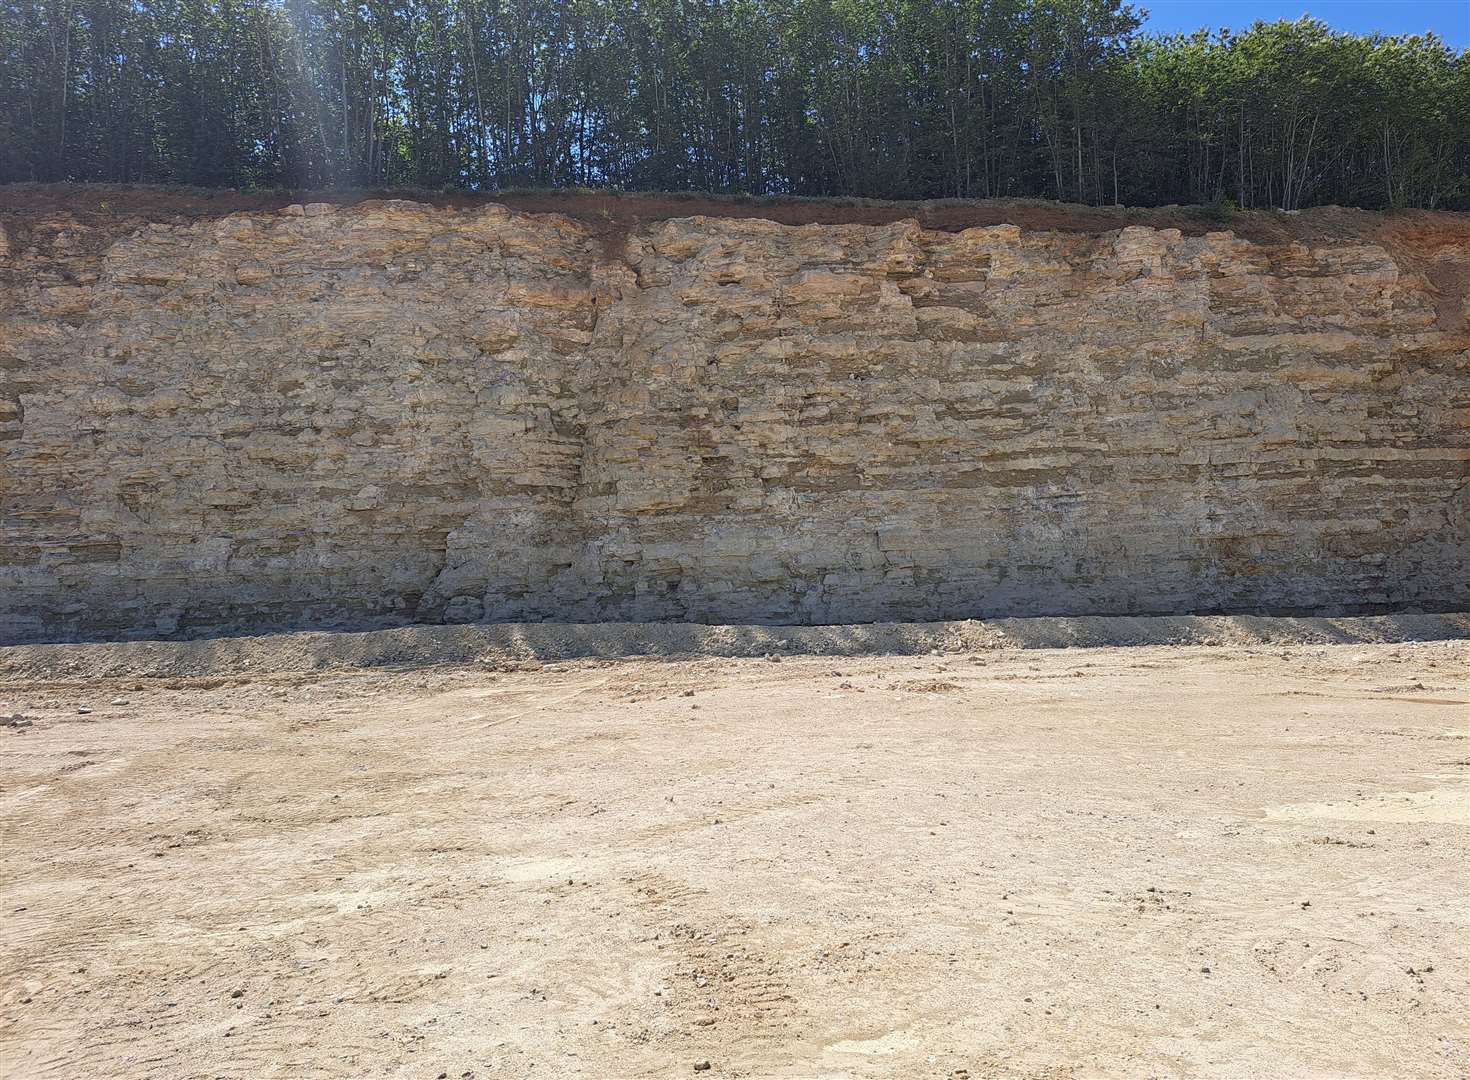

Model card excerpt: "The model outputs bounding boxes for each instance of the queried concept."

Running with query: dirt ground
[1,620,1467,1079]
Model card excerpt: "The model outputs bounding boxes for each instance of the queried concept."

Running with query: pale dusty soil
[1,621,1467,1080]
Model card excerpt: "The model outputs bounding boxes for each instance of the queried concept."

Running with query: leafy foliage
[2,0,1465,207]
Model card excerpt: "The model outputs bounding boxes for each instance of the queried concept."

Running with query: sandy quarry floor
[1,622,1467,1079]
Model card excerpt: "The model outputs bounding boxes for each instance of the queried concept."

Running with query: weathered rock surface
[1,199,1466,643]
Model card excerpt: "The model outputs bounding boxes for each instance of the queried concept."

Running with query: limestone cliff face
[1,199,1466,642]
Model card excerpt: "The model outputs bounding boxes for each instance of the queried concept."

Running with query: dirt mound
[0,613,1463,683]
[898,679,965,693]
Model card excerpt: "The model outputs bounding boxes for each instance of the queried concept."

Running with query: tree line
[3,0,1467,209]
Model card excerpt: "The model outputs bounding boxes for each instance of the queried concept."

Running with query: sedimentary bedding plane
[1,200,1466,642]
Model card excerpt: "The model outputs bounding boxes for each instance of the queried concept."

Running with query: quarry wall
[1,197,1467,643]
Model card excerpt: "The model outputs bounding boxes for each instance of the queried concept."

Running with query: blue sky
[1138,0,1470,48]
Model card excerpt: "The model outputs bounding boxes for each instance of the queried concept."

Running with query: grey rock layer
[2,201,1467,643]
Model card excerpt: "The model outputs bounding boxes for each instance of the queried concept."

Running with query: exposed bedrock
[1,200,1466,642]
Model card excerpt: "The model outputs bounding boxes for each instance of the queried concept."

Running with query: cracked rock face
[1,200,1466,642]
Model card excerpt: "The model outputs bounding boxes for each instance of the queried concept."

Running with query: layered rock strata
[2,200,1466,642]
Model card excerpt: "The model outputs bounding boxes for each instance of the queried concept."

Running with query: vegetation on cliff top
[2,0,1466,210]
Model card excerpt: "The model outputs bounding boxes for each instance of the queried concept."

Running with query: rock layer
[1,199,1466,643]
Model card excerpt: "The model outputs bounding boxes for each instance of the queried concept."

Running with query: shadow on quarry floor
[0,612,1465,682]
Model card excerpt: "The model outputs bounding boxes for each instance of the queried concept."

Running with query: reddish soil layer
[3,182,1467,249]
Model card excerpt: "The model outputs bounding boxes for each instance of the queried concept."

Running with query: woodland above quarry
[3,3,1467,210]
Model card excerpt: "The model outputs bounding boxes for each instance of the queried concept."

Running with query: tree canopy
[3,0,1467,208]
